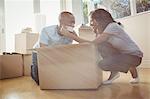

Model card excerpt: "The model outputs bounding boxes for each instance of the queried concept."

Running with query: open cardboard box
[36,43,102,89]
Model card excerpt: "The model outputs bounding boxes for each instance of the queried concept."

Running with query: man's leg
[31,51,39,85]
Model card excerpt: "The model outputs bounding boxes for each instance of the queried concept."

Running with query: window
[83,0,89,24]
[136,0,150,13]
[40,0,60,26]
[5,0,34,52]
[82,0,131,24]
[109,0,131,18]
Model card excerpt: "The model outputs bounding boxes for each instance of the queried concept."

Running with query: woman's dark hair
[91,9,122,31]
[113,21,123,26]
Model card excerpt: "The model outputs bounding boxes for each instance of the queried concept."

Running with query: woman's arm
[66,33,90,43]
[40,43,47,47]
[60,27,109,44]
[92,33,109,44]
[60,27,91,43]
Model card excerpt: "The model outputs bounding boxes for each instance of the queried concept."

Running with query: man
[31,11,77,85]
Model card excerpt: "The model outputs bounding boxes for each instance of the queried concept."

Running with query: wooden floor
[0,68,150,99]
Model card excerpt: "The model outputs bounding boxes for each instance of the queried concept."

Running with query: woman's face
[90,17,102,37]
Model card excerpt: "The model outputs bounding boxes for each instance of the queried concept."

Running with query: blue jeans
[31,52,39,85]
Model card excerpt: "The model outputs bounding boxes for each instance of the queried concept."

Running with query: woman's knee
[98,63,110,71]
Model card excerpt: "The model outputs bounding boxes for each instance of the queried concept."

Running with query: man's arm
[38,27,50,47]
[40,43,47,47]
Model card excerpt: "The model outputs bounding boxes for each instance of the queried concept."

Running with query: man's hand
[40,43,47,47]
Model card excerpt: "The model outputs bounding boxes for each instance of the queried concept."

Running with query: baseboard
[139,59,150,68]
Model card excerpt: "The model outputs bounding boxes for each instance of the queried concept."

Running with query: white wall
[34,14,46,33]
[72,0,84,26]
[148,13,150,67]
[117,12,150,68]
[0,0,6,53]
[63,0,83,26]
[40,0,60,26]
[5,0,34,52]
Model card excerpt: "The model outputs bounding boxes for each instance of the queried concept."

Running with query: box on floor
[0,56,2,79]
[23,54,32,76]
[37,43,103,89]
[0,54,23,79]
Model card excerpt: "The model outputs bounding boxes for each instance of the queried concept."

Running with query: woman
[60,9,143,84]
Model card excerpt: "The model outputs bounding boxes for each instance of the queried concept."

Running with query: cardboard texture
[0,54,23,79]
[23,54,32,76]
[79,26,95,41]
[0,56,2,79]
[15,33,39,54]
[37,43,102,89]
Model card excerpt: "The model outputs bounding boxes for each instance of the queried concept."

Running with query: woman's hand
[60,26,78,38]
[59,26,69,36]
[60,26,90,43]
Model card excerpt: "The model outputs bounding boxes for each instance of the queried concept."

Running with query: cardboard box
[79,26,95,41]
[0,56,2,79]
[15,33,39,54]
[23,54,32,76]
[0,54,23,79]
[37,43,102,89]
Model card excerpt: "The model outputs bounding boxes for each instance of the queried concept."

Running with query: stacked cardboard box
[15,33,38,76]
[15,33,39,54]
[23,54,32,76]
[0,56,2,79]
[37,43,102,89]
[0,54,23,79]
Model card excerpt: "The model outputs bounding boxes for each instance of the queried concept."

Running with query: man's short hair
[59,11,74,21]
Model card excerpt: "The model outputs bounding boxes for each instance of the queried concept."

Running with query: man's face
[61,15,75,28]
